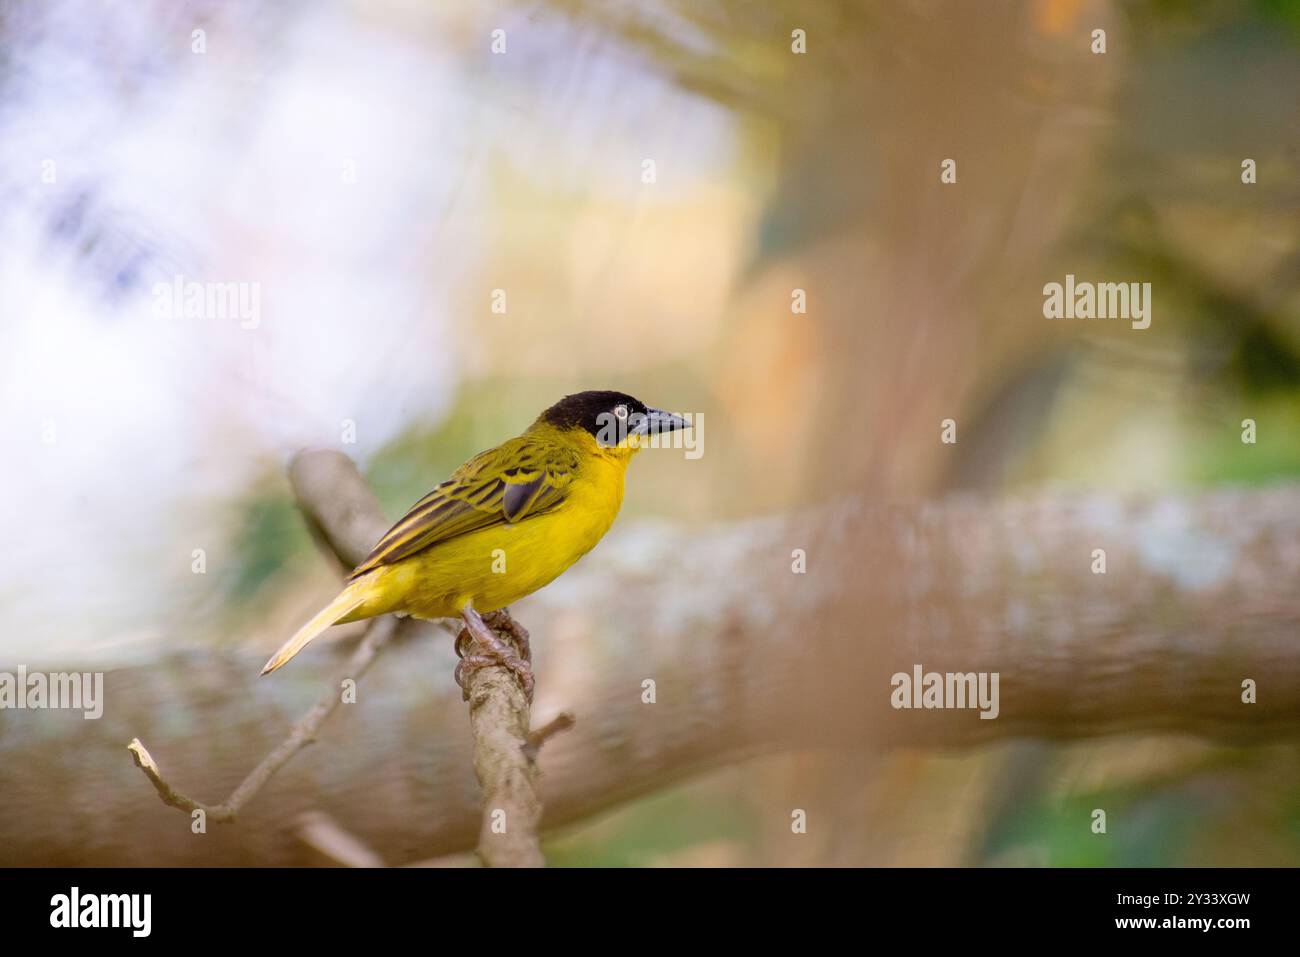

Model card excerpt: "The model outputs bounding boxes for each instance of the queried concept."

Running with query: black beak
[632,408,691,436]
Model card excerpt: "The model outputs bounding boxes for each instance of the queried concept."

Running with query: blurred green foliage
[210,477,315,626]
[544,780,759,867]
[985,747,1300,866]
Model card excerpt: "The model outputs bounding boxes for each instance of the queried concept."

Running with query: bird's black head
[538,390,690,446]
[540,391,647,435]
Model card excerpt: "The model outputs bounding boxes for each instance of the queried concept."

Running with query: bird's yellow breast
[361,445,629,620]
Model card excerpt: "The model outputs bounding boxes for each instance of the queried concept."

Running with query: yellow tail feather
[260,580,370,675]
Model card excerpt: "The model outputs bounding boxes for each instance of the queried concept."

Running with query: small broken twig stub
[527,711,577,752]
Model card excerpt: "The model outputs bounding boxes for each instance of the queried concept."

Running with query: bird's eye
[613,404,629,420]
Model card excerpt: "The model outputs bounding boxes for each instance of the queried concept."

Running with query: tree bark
[2,456,1297,865]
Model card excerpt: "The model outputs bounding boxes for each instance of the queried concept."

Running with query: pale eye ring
[613,404,629,420]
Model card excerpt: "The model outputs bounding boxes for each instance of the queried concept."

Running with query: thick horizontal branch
[6,470,1298,864]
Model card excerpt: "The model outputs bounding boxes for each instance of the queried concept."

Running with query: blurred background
[1,0,1299,866]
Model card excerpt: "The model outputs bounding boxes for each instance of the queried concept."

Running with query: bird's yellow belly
[365,481,621,620]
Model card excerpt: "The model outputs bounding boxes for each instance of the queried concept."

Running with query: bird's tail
[260,578,370,675]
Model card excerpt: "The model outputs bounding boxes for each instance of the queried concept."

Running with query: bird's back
[344,426,630,620]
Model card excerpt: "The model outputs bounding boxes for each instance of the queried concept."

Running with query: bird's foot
[453,644,535,703]
[482,609,532,662]
[454,609,534,703]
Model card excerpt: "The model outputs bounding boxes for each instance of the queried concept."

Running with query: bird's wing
[347,436,580,579]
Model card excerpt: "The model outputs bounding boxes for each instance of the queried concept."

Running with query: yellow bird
[260,391,690,693]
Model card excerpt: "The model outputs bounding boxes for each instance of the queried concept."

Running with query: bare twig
[125,450,408,822]
[128,614,400,822]
[126,738,210,817]
[296,811,386,867]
